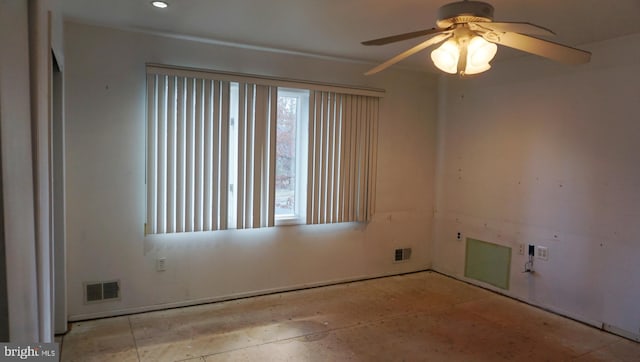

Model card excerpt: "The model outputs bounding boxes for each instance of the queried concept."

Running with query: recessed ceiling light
[151,1,169,9]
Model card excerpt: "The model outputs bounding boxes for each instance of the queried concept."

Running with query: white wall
[64,22,438,320]
[0,0,39,342]
[433,33,640,340]
[0,0,65,342]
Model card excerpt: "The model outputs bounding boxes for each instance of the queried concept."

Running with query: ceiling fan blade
[362,28,447,46]
[365,33,452,75]
[470,21,555,36]
[489,32,591,65]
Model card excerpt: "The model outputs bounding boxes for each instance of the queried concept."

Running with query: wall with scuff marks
[433,33,640,340]
[64,22,437,320]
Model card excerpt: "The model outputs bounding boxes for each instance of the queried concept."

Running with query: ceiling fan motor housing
[436,1,494,28]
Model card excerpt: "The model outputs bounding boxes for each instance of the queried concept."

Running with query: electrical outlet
[156,257,166,271]
[537,246,549,261]
[518,244,525,255]
[456,232,463,241]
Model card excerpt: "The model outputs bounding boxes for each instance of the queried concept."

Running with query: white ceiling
[60,0,640,72]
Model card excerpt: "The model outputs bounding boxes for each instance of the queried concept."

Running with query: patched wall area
[433,34,640,341]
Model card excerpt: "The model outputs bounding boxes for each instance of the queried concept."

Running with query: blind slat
[369,98,379,219]
[166,76,176,233]
[176,77,185,232]
[357,96,367,221]
[194,79,204,231]
[347,96,358,222]
[319,92,329,224]
[312,92,322,224]
[203,80,213,231]
[339,94,351,223]
[332,94,342,223]
[185,78,195,232]
[253,85,266,228]
[211,80,221,230]
[236,83,246,228]
[146,74,157,234]
[267,86,277,227]
[326,93,335,223]
[156,75,167,233]
[306,91,316,224]
[244,84,255,228]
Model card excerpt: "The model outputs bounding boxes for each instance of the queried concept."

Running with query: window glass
[275,94,297,216]
[275,89,308,223]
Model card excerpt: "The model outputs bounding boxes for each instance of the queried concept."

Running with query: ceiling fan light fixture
[431,35,496,75]
[467,36,497,66]
[431,39,460,74]
[463,61,491,75]
[463,36,497,74]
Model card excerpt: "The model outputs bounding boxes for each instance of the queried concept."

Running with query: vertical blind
[235,83,278,229]
[307,92,379,224]
[146,65,381,234]
[146,74,230,234]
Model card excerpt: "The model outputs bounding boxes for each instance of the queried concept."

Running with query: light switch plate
[536,246,549,261]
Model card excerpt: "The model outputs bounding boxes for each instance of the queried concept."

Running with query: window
[146,65,380,235]
[275,89,309,225]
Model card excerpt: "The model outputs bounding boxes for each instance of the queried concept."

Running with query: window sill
[275,216,305,226]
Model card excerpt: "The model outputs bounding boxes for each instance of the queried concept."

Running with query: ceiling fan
[362,0,591,76]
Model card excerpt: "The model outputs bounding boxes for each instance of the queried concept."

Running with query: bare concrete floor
[60,271,639,361]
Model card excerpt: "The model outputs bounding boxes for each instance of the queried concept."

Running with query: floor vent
[394,248,412,262]
[84,280,120,304]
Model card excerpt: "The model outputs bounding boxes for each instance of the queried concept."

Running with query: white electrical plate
[536,246,549,261]
[156,257,167,271]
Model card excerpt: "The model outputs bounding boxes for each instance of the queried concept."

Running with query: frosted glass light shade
[431,35,497,75]
[431,39,460,74]
[465,36,497,74]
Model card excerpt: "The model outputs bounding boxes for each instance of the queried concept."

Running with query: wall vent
[84,280,120,304]
[394,248,412,262]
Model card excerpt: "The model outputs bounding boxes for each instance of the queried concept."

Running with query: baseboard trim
[68,268,430,322]
[68,267,640,344]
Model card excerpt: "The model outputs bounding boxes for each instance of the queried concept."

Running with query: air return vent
[84,280,120,304]
[394,248,412,262]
